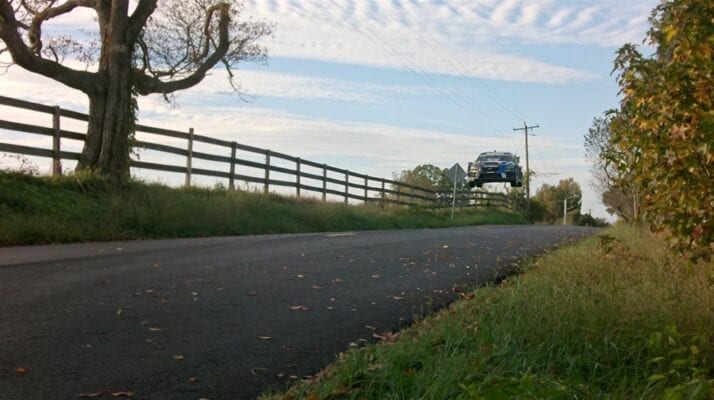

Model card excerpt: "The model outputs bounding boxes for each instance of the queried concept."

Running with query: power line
[395,6,510,131]
[399,4,529,122]
[324,1,503,132]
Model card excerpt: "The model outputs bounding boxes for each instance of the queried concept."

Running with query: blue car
[467,151,524,188]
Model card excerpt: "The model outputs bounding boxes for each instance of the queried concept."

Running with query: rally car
[467,151,523,188]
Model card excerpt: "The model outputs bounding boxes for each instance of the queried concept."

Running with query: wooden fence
[0,95,511,209]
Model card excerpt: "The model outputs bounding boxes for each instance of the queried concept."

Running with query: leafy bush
[609,0,713,258]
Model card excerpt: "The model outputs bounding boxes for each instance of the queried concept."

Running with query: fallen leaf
[191,292,198,296]
[173,355,184,361]
[188,377,199,383]
[326,306,334,310]
[311,284,323,289]
[159,299,168,304]
[111,392,134,397]
[288,305,309,311]
[258,336,272,340]
[276,372,285,378]
[76,393,102,398]
[370,274,381,278]
[331,278,342,283]
[296,274,305,279]
[250,367,268,376]
[116,309,123,316]
[14,367,27,376]
[365,325,376,330]
[98,279,110,286]
[248,291,258,296]
[392,296,404,300]
[145,289,155,293]
[306,393,320,400]
[148,327,162,332]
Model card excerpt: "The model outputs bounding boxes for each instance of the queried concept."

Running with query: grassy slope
[0,171,524,245]
[265,225,714,400]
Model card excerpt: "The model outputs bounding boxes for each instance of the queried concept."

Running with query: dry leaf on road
[76,392,102,398]
[288,305,309,311]
[173,355,184,361]
[258,336,272,340]
[14,367,27,376]
[111,392,134,397]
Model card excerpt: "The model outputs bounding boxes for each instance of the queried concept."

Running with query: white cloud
[238,0,656,84]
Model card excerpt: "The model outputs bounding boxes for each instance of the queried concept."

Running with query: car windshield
[478,154,512,162]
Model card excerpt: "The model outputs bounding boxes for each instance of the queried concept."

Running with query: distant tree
[393,164,451,192]
[574,212,609,228]
[0,0,272,181]
[392,164,470,206]
[533,178,583,224]
[609,0,713,257]
[584,114,638,222]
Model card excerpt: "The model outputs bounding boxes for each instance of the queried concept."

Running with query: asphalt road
[0,225,597,400]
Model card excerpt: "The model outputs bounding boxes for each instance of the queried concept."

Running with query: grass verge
[0,171,524,245]
[264,225,714,399]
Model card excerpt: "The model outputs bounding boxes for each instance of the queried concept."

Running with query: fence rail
[0,95,511,210]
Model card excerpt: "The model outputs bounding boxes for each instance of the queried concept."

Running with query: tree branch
[133,2,230,95]
[0,0,101,94]
[28,0,97,53]
[127,0,156,42]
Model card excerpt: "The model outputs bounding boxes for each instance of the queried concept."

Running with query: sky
[0,0,660,219]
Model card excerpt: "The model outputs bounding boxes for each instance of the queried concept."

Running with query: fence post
[396,184,401,204]
[381,179,386,201]
[364,176,368,203]
[296,157,301,198]
[51,106,61,176]
[322,164,327,201]
[264,150,271,194]
[229,141,237,190]
[344,170,349,205]
[185,127,194,187]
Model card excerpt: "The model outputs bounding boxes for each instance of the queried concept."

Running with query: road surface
[0,225,597,399]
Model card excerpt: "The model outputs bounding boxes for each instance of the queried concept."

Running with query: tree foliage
[393,164,451,192]
[532,178,583,224]
[0,0,272,179]
[609,0,713,257]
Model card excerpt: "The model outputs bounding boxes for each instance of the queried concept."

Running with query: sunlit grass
[0,171,524,245]
[264,225,714,399]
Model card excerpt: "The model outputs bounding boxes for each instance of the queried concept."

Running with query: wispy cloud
[241,0,656,84]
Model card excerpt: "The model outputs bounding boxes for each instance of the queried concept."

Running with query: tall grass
[0,171,524,245]
[265,225,714,399]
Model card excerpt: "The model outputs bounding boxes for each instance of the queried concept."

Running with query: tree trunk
[76,1,133,182]
[77,64,133,181]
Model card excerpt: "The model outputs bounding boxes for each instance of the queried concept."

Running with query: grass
[264,225,714,399]
[0,171,524,245]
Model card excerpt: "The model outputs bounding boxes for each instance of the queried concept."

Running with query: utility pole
[513,122,539,212]
[563,197,568,226]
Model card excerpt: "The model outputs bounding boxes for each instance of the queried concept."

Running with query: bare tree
[584,112,638,222]
[0,0,272,180]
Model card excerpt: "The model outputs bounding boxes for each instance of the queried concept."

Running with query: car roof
[478,151,513,156]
